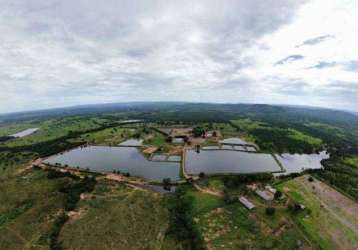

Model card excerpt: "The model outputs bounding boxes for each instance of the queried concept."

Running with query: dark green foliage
[223,173,273,188]
[0,200,33,226]
[163,178,172,190]
[49,213,69,250]
[193,127,205,137]
[44,173,97,249]
[314,158,358,201]
[167,187,206,250]
[199,172,205,178]
[265,207,275,216]
[274,190,282,200]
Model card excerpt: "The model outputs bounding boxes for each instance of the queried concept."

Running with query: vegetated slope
[59,182,169,250]
[277,175,358,250]
[0,164,66,249]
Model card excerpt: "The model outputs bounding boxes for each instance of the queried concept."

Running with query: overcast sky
[0,0,357,113]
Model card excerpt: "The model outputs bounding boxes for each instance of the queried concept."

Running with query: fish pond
[185,149,282,175]
[275,151,329,175]
[44,146,180,182]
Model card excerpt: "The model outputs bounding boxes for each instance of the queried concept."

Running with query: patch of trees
[167,186,206,250]
[222,173,273,189]
[265,207,276,216]
[0,121,129,157]
[192,127,205,137]
[0,136,13,142]
[44,171,97,249]
[314,158,358,201]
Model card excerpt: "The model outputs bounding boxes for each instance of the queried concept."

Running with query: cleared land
[0,167,66,249]
[59,182,170,250]
[278,175,358,250]
[186,188,312,250]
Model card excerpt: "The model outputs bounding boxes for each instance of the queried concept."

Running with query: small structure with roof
[239,196,255,210]
[256,190,274,201]
[265,185,277,194]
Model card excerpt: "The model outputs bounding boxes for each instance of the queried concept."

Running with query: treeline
[313,158,358,201]
[166,186,206,250]
[40,169,97,250]
[0,121,130,157]
[222,173,273,189]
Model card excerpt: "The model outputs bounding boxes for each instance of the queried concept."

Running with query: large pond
[118,139,143,146]
[185,150,282,175]
[44,146,180,182]
[275,151,329,175]
[11,128,39,138]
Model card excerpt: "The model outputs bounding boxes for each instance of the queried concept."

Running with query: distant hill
[0,102,357,126]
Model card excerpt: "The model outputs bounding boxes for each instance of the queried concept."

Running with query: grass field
[344,156,358,168]
[277,175,358,250]
[77,126,133,145]
[59,181,170,250]
[0,166,66,249]
[230,118,323,153]
[184,186,311,250]
[0,116,109,147]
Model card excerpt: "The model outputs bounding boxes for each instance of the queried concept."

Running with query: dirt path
[192,183,223,197]
[16,158,43,175]
[300,175,358,234]
[5,227,30,247]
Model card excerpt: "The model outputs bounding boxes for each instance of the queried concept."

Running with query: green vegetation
[231,118,323,153]
[277,176,358,250]
[1,103,358,249]
[59,182,169,249]
[344,156,358,168]
[166,186,207,250]
[0,168,66,249]
[314,157,358,201]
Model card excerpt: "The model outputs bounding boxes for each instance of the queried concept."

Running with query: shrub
[266,207,276,216]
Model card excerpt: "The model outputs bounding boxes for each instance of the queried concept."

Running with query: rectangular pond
[44,146,180,182]
[275,151,329,175]
[185,149,282,175]
[219,137,248,145]
[118,139,143,146]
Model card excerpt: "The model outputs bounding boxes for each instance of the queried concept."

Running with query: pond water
[118,139,143,146]
[11,128,39,138]
[185,149,282,175]
[219,137,248,145]
[147,185,177,193]
[44,146,180,182]
[275,151,329,175]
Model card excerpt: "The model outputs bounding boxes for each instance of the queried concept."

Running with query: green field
[59,182,169,249]
[0,117,109,147]
[186,187,311,250]
[0,167,67,249]
[277,176,358,250]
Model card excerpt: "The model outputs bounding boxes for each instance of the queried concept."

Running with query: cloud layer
[0,0,357,113]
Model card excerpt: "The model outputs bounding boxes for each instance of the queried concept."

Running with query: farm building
[265,185,277,194]
[239,196,255,210]
[256,190,274,201]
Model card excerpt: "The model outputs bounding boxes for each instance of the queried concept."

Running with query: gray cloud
[296,34,335,47]
[308,61,337,69]
[0,0,357,113]
[275,55,304,65]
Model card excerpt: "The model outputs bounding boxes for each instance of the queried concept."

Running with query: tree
[274,190,282,200]
[266,207,276,216]
[163,178,171,190]
[199,172,205,178]
[193,126,205,137]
